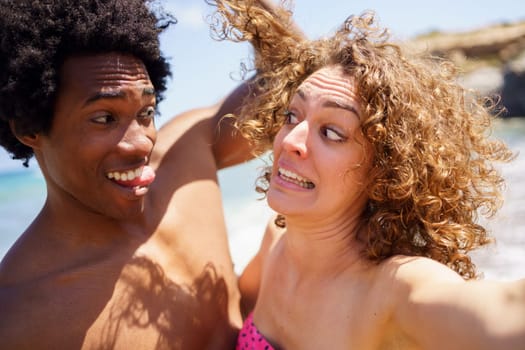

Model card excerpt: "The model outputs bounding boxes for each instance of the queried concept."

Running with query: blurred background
[1,0,524,279]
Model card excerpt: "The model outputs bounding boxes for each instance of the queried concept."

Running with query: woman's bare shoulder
[380,255,464,285]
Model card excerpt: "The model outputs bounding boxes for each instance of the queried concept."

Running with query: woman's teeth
[278,168,315,189]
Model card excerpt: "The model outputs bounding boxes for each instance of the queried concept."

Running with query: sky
[0,0,523,171]
[155,0,524,122]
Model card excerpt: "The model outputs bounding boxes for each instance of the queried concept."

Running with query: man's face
[36,53,158,220]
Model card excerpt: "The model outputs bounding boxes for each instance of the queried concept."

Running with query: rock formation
[408,21,525,117]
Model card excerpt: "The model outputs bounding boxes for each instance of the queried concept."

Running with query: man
[0,0,257,348]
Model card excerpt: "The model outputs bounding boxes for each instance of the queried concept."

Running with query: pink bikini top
[236,312,276,350]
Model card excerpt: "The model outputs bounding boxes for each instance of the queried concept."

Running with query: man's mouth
[106,165,156,187]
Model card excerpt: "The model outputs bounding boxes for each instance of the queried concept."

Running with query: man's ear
[8,119,41,149]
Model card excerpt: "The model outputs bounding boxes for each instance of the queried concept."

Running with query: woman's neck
[280,214,366,278]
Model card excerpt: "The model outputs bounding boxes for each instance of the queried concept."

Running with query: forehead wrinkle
[296,70,361,119]
[72,62,152,91]
[92,72,151,86]
[82,55,151,82]
[303,71,355,98]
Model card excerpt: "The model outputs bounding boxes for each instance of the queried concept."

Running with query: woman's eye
[322,127,346,142]
[284,110,298,124]
[140,106,156,120]
[91,114,115,124]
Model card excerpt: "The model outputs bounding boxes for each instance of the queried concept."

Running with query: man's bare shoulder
[0,231,48,286]
[0,268,92,348]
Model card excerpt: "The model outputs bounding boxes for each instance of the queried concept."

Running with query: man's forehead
[64,52,145,67]
[60,53,152,89]
[62,53,150,79]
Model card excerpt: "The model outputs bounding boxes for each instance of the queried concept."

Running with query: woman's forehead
[300,66,354,92]
[294,65,360,112]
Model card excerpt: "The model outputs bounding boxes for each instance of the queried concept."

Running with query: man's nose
[117,119,155,156]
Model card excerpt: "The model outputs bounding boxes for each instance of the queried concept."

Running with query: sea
[1,118,524,280]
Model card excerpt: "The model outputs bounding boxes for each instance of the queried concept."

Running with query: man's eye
[140,106,156,120]
[284,110,298,124]
[92,114,115,124]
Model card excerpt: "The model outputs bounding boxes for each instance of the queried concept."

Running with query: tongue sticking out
[137,166,156,186]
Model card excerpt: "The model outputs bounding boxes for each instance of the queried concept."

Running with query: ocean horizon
[1,118,525,279]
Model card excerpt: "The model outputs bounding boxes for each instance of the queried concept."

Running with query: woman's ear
[8,120,41,149]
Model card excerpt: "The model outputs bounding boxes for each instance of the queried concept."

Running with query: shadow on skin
[0,117,239,348]
[86,116,238,348]
[97,258,232,349]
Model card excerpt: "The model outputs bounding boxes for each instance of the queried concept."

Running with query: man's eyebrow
[84,87,156,105]
[85,90,124,105]
[143,87,156,96]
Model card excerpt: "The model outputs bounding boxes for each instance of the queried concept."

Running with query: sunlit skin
[256,66,389,348]
[36,54,157,220]
[240,66,525,350]
[268,65,372,231]
[0,52,252,349]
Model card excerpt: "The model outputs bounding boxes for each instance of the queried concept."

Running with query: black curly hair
[0,0,176,166]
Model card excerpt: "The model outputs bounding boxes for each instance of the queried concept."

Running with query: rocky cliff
[407,21,525,117]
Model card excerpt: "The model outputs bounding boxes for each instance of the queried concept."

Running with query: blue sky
[157,0,524,122]
[0,0,523,170]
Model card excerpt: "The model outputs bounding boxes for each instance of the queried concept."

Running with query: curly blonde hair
[210,0,515,279]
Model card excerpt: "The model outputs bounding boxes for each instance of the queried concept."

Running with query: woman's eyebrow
[322,100,359,117]
[296,88,359,118]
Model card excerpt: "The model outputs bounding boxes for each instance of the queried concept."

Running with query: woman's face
[268,65,372,224]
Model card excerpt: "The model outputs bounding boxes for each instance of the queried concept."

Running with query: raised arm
[207,82,257,169]
[392,258,525,350]
[239,215,284,317]
[153,0,304,170]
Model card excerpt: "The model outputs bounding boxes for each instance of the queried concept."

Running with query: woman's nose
[281,121,309,158]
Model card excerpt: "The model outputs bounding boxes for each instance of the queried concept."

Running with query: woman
[211,0,525,349]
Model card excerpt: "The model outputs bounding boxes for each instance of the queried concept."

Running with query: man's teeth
[279,168,315,189]
[107,168,142,181]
